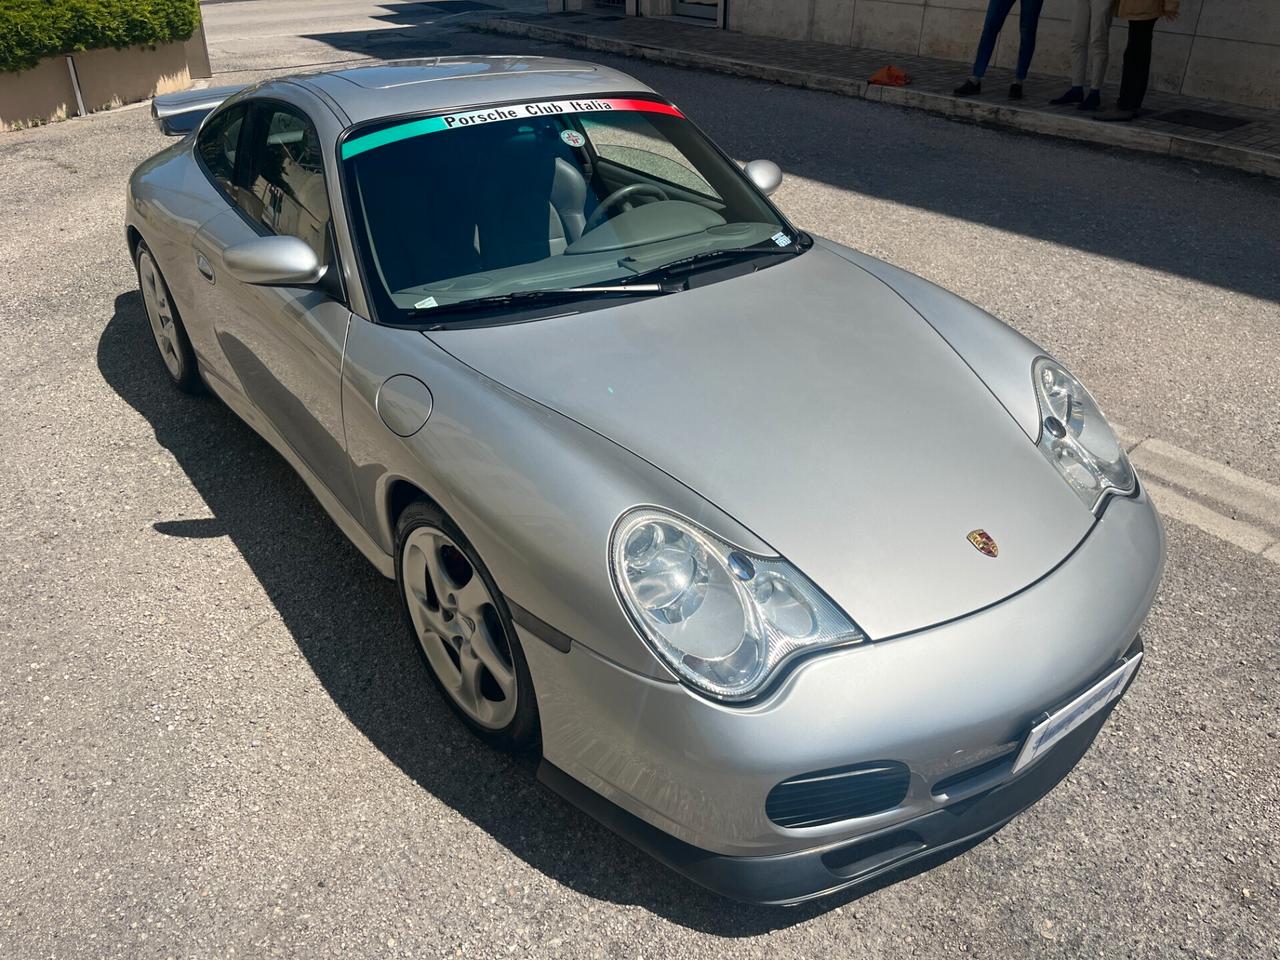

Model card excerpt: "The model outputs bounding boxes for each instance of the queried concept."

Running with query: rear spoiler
[152,84,246,136]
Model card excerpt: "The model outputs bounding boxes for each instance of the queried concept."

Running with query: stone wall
[725,0,1280,109]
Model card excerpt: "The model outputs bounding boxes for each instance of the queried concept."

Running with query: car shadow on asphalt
[99,290,987,935]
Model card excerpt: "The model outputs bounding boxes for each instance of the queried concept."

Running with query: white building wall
[724,0,1280,108]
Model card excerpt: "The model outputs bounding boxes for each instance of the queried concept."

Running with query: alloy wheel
[401,525,518,729]
[138,250,183,380]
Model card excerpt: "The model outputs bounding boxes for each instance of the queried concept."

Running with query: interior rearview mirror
[223,235,326,287]
[744,159,783,196]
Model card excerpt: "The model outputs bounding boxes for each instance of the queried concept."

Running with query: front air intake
[766,761,911,829]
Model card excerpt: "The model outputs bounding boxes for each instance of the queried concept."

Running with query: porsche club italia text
[442,99,620,127]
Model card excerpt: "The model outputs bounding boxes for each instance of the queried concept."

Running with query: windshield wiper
[618,242,801,287]
[404,283,675,321]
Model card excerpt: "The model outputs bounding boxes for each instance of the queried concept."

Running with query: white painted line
[1143,480,1278,560]
[1055,424,1280,560]
[1129,437,1280,531]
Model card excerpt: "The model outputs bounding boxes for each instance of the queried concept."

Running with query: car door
[171,101,251,391]
[191,97,360,520]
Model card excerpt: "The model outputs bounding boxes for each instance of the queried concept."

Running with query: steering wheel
[583,183,670,232]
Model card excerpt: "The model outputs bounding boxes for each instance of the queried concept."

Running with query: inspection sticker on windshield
[771,232,792,247]
[560,130,587,148]
[1011,653,1142,774]
[414,296,439,310]
[343,98,686,159]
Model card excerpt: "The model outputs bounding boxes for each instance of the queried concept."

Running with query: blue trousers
[972,0,1046,81]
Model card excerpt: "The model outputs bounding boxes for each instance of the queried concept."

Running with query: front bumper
[519,490,1164,902]
[538,653,1136,904]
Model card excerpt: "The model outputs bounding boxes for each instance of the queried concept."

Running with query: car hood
[428,245,1093,639]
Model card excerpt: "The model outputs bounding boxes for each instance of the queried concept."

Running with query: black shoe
[1078,90,1101,111]
[1095,107,1137,122]
[1009,82,1024,100]
[1050,86,1084,105]
[954,79,981,96]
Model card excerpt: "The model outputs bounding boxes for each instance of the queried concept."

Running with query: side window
[244,104,332,261]
[580,115,720,199]
[196,104,246,196]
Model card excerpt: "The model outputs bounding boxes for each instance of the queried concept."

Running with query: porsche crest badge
[967,529,999,558]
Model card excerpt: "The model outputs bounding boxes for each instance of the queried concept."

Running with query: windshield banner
[342,98,685,159]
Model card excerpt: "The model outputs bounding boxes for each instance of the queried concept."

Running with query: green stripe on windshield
[342,115,451,159]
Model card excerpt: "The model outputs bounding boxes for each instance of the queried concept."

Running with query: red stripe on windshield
[608,99,685,118]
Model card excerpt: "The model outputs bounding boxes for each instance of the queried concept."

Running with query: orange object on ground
[869,65,912,86]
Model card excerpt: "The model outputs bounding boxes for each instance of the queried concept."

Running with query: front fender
[817,237,1046,441]
[340,317,772,679]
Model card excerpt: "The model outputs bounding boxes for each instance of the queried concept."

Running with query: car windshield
[340,96,797,322]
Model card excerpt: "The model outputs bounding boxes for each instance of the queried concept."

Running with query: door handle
[195,253,215,284]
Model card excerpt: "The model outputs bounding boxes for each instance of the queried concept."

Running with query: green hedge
[0,0,201,74]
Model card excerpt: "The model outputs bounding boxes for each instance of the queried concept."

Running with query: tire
[394,499,540,752]
[135,240,201,393]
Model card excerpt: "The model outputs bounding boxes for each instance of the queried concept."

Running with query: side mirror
[744,159,783,197]
[223,235,326,286]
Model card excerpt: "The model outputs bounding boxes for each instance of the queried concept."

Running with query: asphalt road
[2,2,1278,957]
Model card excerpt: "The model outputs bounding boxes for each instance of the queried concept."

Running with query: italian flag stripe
[603,99,685,118]
[342,97,685,159]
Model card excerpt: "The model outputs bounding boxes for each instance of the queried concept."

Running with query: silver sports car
[128,57,1164,905]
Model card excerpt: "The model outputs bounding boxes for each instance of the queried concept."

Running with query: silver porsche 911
[128,56,1164,905]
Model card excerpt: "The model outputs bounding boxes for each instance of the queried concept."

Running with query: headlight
[610,508,865,701]
[1032,358,1135,511]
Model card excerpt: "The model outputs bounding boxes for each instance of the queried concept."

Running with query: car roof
[296,56,656,124]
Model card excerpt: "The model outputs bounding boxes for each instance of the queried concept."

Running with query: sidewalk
[472,11,1280,180]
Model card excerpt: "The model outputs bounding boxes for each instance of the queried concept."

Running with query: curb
[471,18,1280,180]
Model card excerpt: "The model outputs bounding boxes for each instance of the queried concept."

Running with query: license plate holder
[1012,653,1143,775]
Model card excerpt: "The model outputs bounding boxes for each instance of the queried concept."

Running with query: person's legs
[955,0,1016,95]
[1117,17,1155,111]
[1053,0,1089,103]
[1101,16,1155,120]
[1069,0,1090,88]
[972,0,1018,78]
[1087,0,1114,91]
[1014,0,1047,81]
[1075,0,1114,109]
